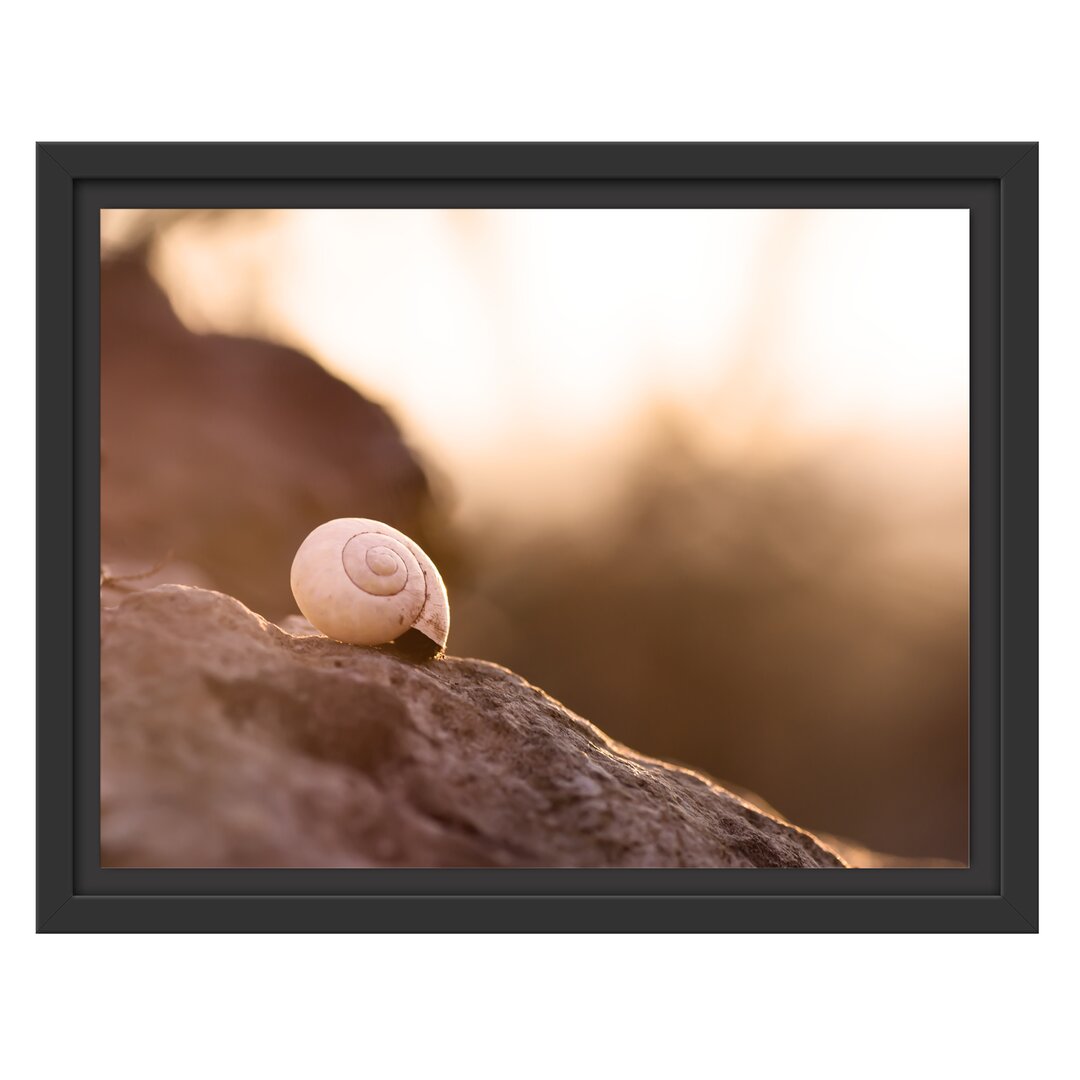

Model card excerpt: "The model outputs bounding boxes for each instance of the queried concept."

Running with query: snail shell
[289,518,449,651]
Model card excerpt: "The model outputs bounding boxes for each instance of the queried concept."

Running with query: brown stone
[101,585,847,869]
[100,255,437,620]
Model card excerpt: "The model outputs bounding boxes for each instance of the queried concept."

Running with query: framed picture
[37,142,1037,932]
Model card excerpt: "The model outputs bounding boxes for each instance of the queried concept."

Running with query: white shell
[290,518,449,649]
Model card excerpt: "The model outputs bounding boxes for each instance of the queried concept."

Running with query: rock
[718,783,963,869]
[100,254,439,620]
[101,585,846,869]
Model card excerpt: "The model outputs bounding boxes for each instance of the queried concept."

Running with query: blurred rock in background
[100,252,441,619]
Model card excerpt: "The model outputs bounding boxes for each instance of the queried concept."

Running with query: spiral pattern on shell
[290,518,449,649]
[342,533,417,597]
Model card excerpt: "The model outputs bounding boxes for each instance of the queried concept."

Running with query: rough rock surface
[101,586,846,869]
[717,783,963,869]
[100,255,439,619]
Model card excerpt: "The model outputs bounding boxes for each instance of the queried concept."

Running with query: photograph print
[99,206,969,870]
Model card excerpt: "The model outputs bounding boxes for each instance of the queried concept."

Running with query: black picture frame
[37,142,1038,933]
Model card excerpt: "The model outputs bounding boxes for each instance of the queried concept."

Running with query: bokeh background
[100,207,969,863]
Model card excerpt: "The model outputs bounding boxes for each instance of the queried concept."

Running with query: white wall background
[3,4,1070,1078]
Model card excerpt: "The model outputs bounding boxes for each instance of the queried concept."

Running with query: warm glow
[105,207,968,519]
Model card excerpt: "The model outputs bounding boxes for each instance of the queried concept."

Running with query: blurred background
[100,207,969,863]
